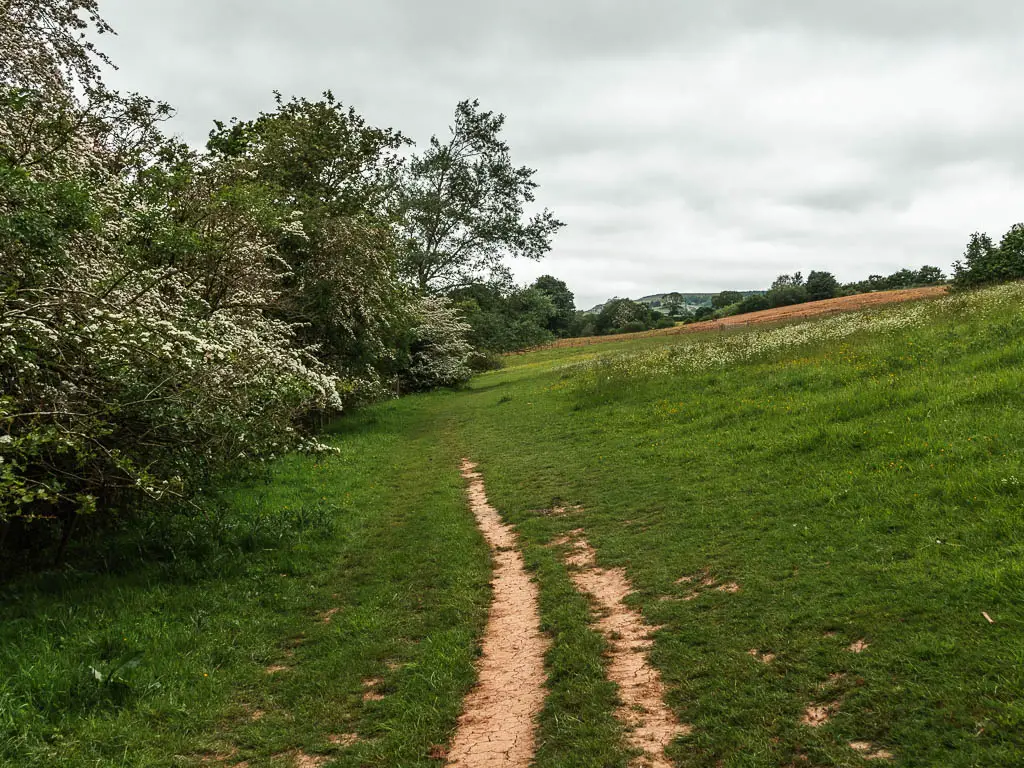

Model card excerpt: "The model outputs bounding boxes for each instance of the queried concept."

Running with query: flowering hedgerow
[0,1,375,529]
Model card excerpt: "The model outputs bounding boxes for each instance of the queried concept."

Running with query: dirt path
[560,532,689,768]
[447,460,549,767]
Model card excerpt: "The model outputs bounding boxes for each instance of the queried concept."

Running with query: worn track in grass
[447,460,549,767]
[559,531,689,768]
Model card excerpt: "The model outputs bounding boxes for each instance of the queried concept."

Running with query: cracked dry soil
[447,460,549,768]
[561,534,690,768]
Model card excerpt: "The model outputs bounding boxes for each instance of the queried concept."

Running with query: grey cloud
[142,1,1024,56]
[96,0,1024,309]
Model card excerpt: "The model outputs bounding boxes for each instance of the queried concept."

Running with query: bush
[449,283,557,352]
[469,351,505,372]
[712,290,744,309]
[0,4,402,552]
[845,265,947,294]
[737,294,771,314]
[953,226,1024,288]
[0,99,345,533]
[916,265,946,285]
[595,298,658,335]
[805,271,840,301]
[402,296,474,390]
[766,274,808,307]
[618,320,649,334]
[767,285,808,307]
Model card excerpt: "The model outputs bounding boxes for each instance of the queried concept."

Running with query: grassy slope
[454,287,1024,767]
[2,285,1024,767]
[0,404,491,767]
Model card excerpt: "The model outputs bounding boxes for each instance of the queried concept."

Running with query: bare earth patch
[327,733,359,746]
[318,608,340,623]
[849,741,894,760]
[672,571,738,601]
[197,747,239,765]
[801,701,839,728]
[264,665,289,675]
[361,678,385,702]
[550,528,585,548]
[817,673,846,690]
[292,752,330,768]
[544,505,583,517]
[447,460,549,767]
[747,649,776,664]
[848,639,870,653]
[559,532,690,768]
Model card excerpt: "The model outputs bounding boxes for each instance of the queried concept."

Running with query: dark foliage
[952,226,1024,288]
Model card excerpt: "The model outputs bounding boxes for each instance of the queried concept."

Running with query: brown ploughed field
[543,285,949,349]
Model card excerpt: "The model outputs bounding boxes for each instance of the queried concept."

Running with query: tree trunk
[54,510,77,566]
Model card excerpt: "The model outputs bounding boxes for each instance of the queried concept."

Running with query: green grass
[454,286,1024,766]
[3,285,1024,766]
[0,405,491,767]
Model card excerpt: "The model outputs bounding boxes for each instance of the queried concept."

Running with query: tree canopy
[0,2,565,555]
[532,275,576,336]
[805,270,840,301]
[399,99,564,292]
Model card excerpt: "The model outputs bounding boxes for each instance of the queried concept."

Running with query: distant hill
[587,291,765,314]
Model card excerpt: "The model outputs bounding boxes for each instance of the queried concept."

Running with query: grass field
[2,283,1024,767]
[540,285,948,349]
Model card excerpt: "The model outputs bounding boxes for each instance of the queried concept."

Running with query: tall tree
[532,274,575,336]
[594,298,658,335]
[662,292,685,318]
[712,290,743,309]
[449,282,555,353]
[915,265,945,285]
[953,232,999,288]
[400,99,564,292]
[767,273,808,307]
[207,93,411,387]
[995,223,1024,282]
[805,270,840,301]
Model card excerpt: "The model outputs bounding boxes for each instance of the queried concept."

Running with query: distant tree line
[391,216,1024,356]
[697,265,948,321]
[450,275,577,366]
[557,263,947,338]
[952,224,1024,288]
[566,298,677,338]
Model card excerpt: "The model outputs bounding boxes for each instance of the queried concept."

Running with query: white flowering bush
[0,1,345,537]
[403,295,475,390]
[205,92,412,405]
[0,1,526,552]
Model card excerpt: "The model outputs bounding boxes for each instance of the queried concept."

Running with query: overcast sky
[97,1,1024,309]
